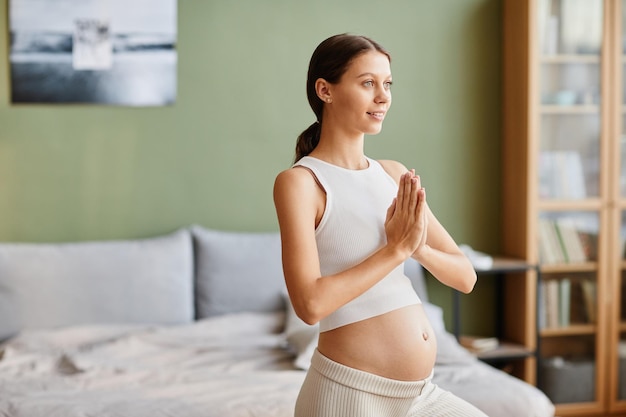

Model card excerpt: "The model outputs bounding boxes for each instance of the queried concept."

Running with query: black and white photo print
[9,0,177,106]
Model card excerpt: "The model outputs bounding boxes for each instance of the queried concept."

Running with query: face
[322,50,392,136]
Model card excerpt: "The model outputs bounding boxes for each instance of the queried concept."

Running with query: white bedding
[0,312,554,417]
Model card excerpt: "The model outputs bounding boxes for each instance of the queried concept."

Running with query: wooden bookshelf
[503,0,625,414]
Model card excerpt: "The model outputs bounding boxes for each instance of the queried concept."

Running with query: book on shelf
[538,218,564,264]
[459,335,499,353]
[541,279,560,328]
[537,217,598,265]
[580,279,597,323]
[560,0,602,55]
[554,218,587,263]
[539,151,586,200]
[577,230,599,262]
[569,278,588,324]
[558,278,571,327]
[539,278,597,329]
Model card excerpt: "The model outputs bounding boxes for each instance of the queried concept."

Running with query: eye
[384,81,393,90]
[363,80,374,87]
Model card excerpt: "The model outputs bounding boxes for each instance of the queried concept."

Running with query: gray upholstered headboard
[0,226,429,342]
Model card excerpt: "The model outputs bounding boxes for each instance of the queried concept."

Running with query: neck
[310,140,367,170]
[311,123,367,170]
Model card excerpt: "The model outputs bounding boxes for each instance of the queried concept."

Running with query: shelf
[537,199,602,211]
[540,262,598,273]
[540,324,596,337]
[474,342,534,362]
[548,402,604,417]
[541,54,600,63]
[541,105,599,114]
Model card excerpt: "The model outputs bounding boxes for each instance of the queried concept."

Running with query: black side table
[452,257,538,363]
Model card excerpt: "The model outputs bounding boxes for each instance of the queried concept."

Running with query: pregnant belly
[317,304,437,381]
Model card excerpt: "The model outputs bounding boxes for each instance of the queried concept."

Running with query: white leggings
[295,349,489,417]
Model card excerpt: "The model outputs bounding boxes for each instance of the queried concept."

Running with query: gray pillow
[0,228,194,341]
[191,225,285,318]
[404,257,429,302]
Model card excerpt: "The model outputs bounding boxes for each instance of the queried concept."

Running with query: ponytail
[294,121,321,162]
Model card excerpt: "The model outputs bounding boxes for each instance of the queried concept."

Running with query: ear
[315,78,332,103]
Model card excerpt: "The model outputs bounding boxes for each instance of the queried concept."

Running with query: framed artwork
[9,0,177,106]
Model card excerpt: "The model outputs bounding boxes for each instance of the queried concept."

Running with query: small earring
[326,98,332,103]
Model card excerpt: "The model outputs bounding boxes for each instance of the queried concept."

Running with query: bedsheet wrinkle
[0,312,554,417]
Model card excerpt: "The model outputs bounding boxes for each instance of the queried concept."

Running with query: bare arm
[378,160,477,294]
[273,167,424,325]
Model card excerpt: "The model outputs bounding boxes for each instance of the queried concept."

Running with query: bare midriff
[317,304,437,381]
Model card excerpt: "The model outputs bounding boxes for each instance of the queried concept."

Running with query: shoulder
[274,166,321,200]
[274,166,325,223]
[275,165,317,187]
[376,159,408,183]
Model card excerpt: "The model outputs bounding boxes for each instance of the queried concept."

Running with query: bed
[0,226,555,416]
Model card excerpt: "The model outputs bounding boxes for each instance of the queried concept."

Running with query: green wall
[0,0,502,332]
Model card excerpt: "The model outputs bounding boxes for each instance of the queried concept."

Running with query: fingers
[399,172,412,211]
[408,176,419,211]
[415,187,426,215]
[413,171,421,189]
[386,170,427,256]
[386,198,397,223]
[411,171,424,215]
[397,170,421,213]
[417,188,428,247]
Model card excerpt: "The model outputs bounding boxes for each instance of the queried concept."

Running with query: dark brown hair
[294,34,391,162]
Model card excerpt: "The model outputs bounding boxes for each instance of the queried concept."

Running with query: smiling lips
[367,111,385,120]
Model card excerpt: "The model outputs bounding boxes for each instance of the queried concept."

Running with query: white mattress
[0,312,554,417]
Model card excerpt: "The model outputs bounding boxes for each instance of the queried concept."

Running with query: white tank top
[294,156,421,332]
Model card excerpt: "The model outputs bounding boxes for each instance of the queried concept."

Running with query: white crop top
[294,156,421,332]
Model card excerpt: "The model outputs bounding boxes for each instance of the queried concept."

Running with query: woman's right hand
[384,170,427,259]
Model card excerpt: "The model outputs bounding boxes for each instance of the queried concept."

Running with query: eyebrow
[356,72,392,79]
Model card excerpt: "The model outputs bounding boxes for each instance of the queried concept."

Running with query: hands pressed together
[384,170,428,260]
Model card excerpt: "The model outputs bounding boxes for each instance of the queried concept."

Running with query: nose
[375,85,391,103]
